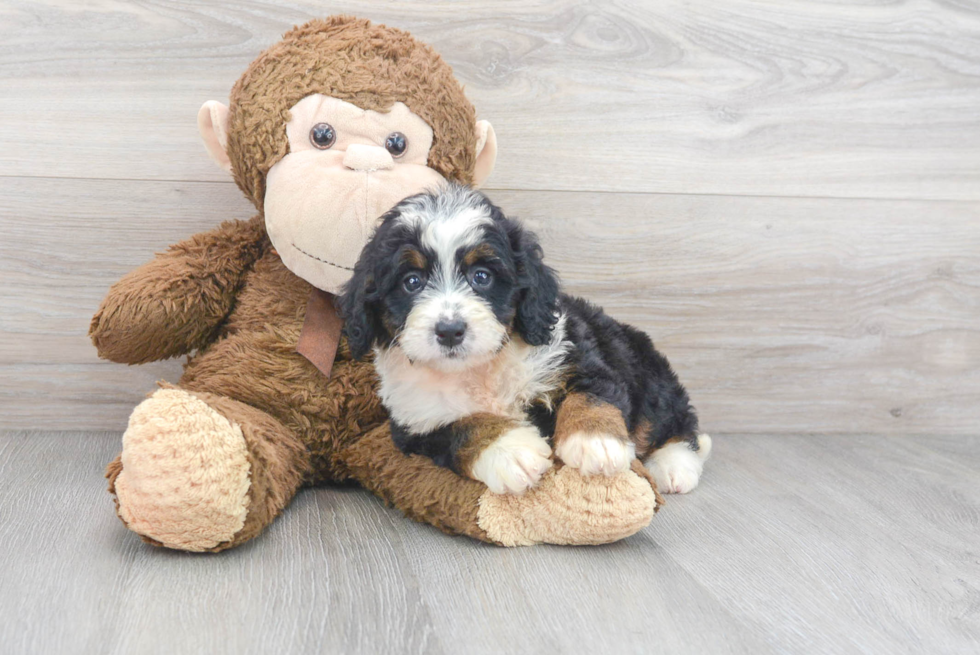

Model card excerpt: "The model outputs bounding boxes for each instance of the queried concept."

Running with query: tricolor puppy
[339,185,710,495]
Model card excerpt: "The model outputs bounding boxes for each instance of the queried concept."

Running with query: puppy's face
[340,185,560,371]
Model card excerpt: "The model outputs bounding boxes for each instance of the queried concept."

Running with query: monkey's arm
[341,421,660,546]
[90,215,268,364]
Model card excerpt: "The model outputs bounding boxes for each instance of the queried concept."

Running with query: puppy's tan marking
[462,243,497,267]
[453,413,522,474]
[382,311,402,335]
[634,432,702,465]
[630,418,654,459]
[401,248,427,270]
[553,392,628,447]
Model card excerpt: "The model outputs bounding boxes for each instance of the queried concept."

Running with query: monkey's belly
[180,308,386,485]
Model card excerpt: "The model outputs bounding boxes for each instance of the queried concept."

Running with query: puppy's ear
[338,264,380,360]
[509,223,561,346]
[339,206,408,359]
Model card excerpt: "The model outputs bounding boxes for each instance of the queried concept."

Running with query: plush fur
[339,185,707,493]
[92,17,659,552]
[227,16,480,210]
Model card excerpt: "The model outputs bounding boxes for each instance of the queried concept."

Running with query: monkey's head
[197,16,497,293]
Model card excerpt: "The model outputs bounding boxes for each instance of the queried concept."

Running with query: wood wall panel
[2,178,977,433]
[1,1,978,198]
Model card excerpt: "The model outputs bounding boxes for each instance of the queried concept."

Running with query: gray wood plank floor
[1,431,977,655]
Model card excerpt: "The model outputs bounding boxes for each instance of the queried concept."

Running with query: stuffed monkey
[91,16,659,552]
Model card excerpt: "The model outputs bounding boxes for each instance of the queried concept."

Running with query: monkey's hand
[90,216,267,364]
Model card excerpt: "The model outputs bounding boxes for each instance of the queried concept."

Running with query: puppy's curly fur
[340,185,709,494]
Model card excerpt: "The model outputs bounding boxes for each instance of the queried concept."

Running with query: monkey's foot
[108,388,253,551]
[476,462,660,546]
[106,387,307,552]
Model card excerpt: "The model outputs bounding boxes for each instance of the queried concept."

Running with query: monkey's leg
[105,387,308,552]
[340,422,660,547]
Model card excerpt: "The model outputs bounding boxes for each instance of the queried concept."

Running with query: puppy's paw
[556,433,635,476]
[470,426,553,495]
[646,438,708,494]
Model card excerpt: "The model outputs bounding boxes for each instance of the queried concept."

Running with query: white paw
[556,432,635,476]
[646,437,709,494]
[470,426,553,495]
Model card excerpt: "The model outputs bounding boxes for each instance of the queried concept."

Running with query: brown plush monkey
[91,16,659,552]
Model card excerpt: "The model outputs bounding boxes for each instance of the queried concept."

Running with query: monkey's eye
[310,123,336,149]
[385,132,408,158]
[469,268,494,288]
[402,272,425,293]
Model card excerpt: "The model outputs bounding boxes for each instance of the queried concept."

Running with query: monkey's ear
[472,120,497,189]
[197,101,232,174]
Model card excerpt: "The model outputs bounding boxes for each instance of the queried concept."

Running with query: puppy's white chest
[375,323,569,433]
[464,348,537,416]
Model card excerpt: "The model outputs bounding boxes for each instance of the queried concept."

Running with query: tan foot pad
[114,388,251,551]
[476,463,657,546]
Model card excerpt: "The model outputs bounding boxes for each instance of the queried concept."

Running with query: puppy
[339,184,710,495]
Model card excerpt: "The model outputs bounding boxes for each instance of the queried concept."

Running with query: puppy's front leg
[392,414,553,495]
[553,393,635,476]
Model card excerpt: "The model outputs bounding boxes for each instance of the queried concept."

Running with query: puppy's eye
[385,132,407,158]
[310,123,336,149]
[402,272,424,293]
[469,268,493,288]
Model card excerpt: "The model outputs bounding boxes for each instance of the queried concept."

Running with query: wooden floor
[1,430,977,654]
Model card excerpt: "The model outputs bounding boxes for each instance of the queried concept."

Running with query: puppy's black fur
[555,294,699,454]
[340,192,559,361]
[339,186,700,469]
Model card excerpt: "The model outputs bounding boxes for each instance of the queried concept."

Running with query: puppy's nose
[435,319,466,348]
[343,144,394,172]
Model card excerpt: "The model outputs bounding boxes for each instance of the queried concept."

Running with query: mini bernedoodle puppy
[339,185,711,495]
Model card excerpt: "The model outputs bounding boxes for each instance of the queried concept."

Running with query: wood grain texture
[653,433,980,653]
[1,430,977,654]
[1,1,978,433]
[3,3,978,653]
[2,177,978,433]
[1,0,979,199]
